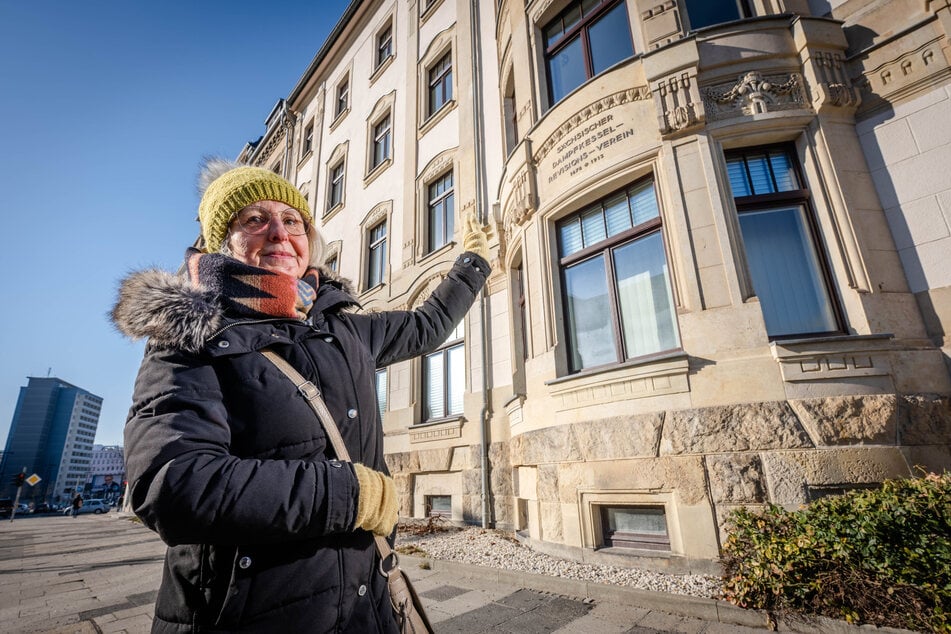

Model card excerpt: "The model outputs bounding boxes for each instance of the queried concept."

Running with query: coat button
[347,408,358,419]
[328,460,342,468]
[463,257,471,263]
[218,341,230,348]
[324,336,333,343]
[358,584,367,596]
[238,556,252,569]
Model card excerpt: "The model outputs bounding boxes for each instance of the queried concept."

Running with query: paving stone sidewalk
[0,515,912,633]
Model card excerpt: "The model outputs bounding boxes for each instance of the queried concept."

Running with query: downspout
[469,0,492,529]
[281,100,295,181]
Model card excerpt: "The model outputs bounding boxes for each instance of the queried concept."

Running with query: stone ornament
[702,71,808,120]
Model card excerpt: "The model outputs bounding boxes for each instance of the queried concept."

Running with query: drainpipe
[469,0,492,529]
[281,100,295,180]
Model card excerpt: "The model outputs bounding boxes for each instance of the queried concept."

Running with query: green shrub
[721,471,951,633]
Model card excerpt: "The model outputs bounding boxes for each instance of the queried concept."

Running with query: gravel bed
[396,526,721,598]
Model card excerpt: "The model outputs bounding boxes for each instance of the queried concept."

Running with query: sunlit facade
[237,0,951,570]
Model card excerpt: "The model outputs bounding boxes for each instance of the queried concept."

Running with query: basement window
[426,495,451,517]
[600,505,670,550]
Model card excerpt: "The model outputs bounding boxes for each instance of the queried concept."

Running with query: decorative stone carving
[641,1,681,51]
[252,125,287,167]
[811,51,861,110]
[858,38,948,111]
[408,417,461,443]
[653,70,704,136]
[702,72,808,120]
[533,87,651,162]
[660,401,814,454]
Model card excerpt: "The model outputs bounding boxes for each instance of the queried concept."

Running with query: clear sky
[0,1,350,448]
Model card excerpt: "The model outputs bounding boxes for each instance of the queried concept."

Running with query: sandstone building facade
[237,0,951,572]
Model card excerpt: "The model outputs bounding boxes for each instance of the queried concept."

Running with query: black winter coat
[114,252,489,633]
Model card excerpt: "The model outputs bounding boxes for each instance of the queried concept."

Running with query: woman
[112,159,490,632]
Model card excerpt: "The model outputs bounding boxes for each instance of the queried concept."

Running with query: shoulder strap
[259,348,394,559]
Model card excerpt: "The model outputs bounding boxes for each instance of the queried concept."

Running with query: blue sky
[0,1,350,447]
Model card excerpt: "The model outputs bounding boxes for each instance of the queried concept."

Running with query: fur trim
[111,269,222,354]
[315,264,355,296]
[197,157,241,199]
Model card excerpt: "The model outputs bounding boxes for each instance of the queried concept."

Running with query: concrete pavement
[0,514,911,633]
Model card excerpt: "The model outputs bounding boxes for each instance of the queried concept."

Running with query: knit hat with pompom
[197,159,311,251]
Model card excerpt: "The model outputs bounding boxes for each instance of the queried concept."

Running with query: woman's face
[225,200,310,278]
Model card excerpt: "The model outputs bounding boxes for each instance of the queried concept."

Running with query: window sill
[330,108,349,132]
[417,240,456,265]
[419,0,446,24]
[409,416,464,444]
[360,282,386,301]
[364,157,393,186]
[297,149,313,167]
[370,55,394,85]
[545,351,689,411]
[769,333,896,383]
[419,100,456,137]
[323,202,345,223]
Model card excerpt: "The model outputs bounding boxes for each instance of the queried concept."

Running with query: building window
[371,113,392,170]
[725,145,839,338]
[426,495,451,517]
[684,0,751,31]
[427,52,452,117]
[427,171,454,252]
[557,178,679,372]
[325,253,339,272]
[335,77,349,119]
[328,161,345,211]
[301,122,314,157]
[367,221,387,288]
[376,23,393,68]
[423,322,464,421]
[600,505,670,550]
[543,0,634,106]
[375,369,388,418]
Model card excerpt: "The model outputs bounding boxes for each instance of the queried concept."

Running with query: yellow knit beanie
[198,166,312,251]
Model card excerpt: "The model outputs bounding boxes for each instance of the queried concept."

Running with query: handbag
[260,349,435,634]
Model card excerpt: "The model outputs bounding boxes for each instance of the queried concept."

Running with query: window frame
[421,321,465,423]
[371,112,392,171]
[427,52,453,118]
[426,171,455,253]
[683,0,752,31]
[557,177,681,373]
[599,505,671,551]
[366,220,388,289]
[725,144,843,339]
[375,368,388,419]
[376,22,394,69]
[301,121,314,159]
[542,0,634,107]
[327,160,346,212]
[334,76,350,121]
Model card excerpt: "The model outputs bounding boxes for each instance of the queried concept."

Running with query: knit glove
[353,463,399,536]
[462,209,490,262]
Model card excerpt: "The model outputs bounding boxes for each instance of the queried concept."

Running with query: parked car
[62,499,109,515]
[32,502,53,514]
[0,499,12,518]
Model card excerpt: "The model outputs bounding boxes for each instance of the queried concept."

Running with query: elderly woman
[112,160,490,633]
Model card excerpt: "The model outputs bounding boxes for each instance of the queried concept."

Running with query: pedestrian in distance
[71,494,82,518]
[112,159,491,633]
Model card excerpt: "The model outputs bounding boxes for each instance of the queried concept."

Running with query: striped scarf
[186,249,318,320]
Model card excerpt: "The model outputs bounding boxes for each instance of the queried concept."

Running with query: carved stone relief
[653,70,705,136]
[702,72,809,120]
[811,51,861,111]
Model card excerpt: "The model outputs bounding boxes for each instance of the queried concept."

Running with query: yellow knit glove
[462,209,490,261]
[353,463,398,536]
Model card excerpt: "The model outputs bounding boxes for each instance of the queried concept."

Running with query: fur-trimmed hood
[111,265,355,354]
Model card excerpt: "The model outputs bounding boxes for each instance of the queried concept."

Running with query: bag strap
[259,348,397,563]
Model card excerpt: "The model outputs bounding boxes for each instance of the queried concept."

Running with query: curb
[399,555,917,634]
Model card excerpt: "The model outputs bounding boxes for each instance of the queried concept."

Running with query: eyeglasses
[232,207,309,236]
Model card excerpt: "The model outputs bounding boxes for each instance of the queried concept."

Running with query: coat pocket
[213,547,251,628]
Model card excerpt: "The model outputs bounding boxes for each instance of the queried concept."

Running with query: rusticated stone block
[489,442,513,497]
[417,447,453,472]
[511,424,583,465]
[540,502,563,542]
[574,413,664,460]
[661,401,813,454]
[462,495,483,524]
[493,496,514,527]
[706,454,765,503]
[393,473,413,517]
[537,464,560,502]
[899,394,951,445]
[384,451,419,474]
[463,468,483,494]
[789,394,898,446]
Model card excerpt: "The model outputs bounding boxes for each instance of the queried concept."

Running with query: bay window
[726,145,839,338]
[558,178,679,372]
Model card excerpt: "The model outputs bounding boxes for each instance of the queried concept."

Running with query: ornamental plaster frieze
[532,87,652,163]
[251,125,287,167]
[856,36,950,111]
[701,71,809,121]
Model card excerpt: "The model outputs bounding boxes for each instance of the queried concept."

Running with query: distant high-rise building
[0,377,101,504]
